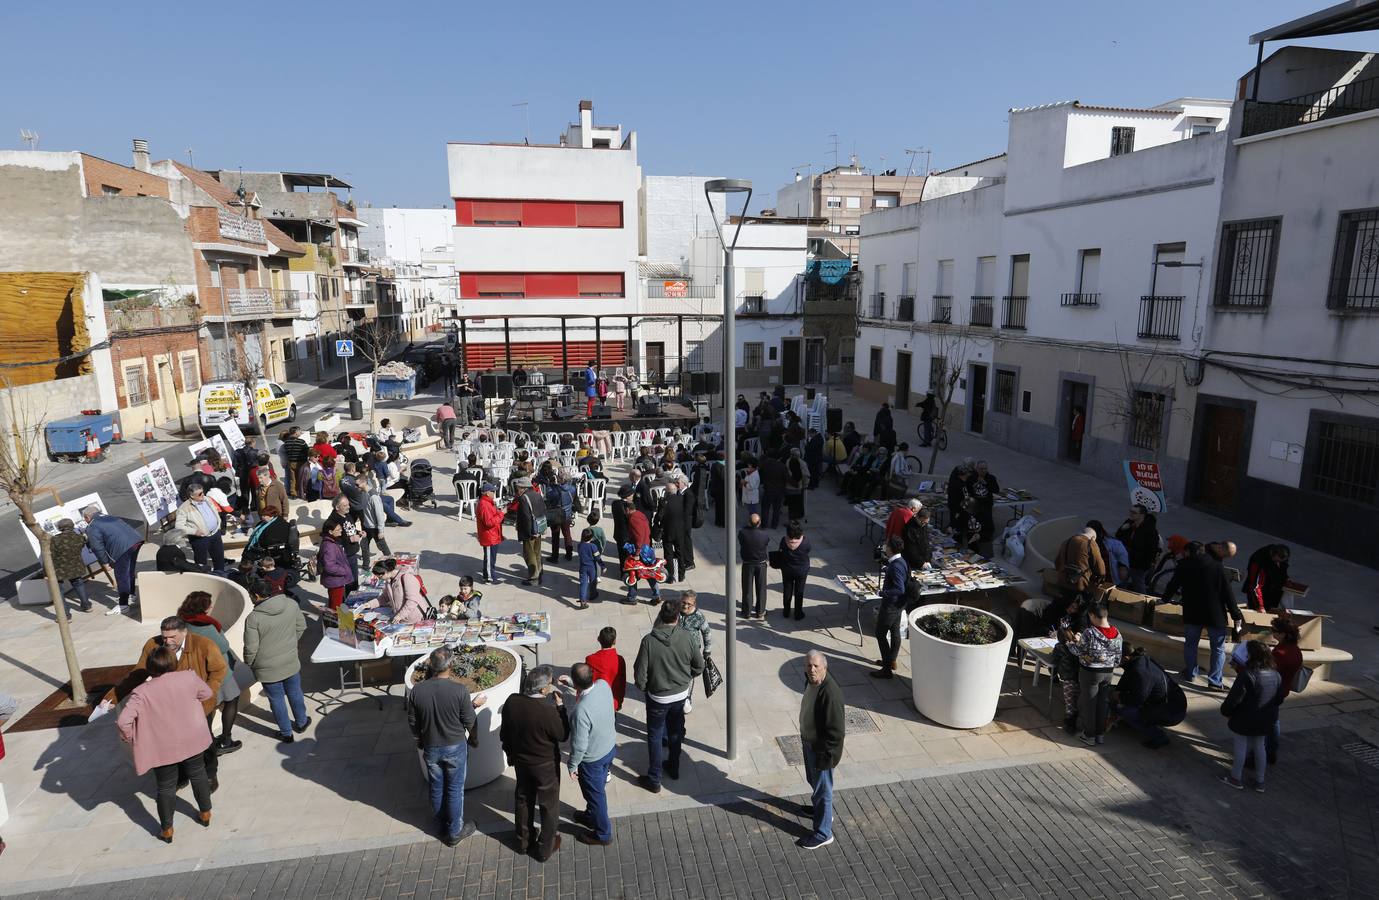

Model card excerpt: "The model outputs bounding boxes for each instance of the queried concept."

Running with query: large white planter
[404,645,522,788]
[908,603,1013,730]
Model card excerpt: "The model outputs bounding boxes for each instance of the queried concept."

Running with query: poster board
[218,418,245,451]
[23,492,105,564]
[1123,460,1166,514]
[188,434,231,462]
[126,458,181,525]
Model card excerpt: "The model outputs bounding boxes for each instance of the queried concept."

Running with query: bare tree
[0,379,86,706]
[1094,339,1192,464]
[925,327,973,475]
[231,329,267,433]
[355,318,401,430]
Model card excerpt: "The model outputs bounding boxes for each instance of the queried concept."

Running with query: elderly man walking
[634,600,704,792]
[500,665,569,861]
[510,479,548,587]
[799,650,845,849]
[407,647,482,847]
[83,505,143,615]
[566,662,616,846]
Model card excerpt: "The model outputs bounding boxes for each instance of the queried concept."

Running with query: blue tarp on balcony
[806,259,852,285]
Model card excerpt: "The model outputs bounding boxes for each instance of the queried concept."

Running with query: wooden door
[1200,404,1246,510]
[969,364,987,434]
[646,342,665,386]
[895,352,912,409]
[781,338,802,385]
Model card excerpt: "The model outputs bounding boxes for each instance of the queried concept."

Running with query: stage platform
[489,399,702,436]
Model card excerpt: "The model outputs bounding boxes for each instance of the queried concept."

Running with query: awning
[1250,0,1379,43]
[806,259,853,285]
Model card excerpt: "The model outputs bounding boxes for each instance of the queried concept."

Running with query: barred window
[1307,416,1379,504]
[1129,390,1166,451]
[993,370,1017,415]
[1110,126,1136,157]
[744,342,764,371]
[124,364,148,407]
[179,353,201,391]
[1327,209,1379,311]
[1215,219,1280,308]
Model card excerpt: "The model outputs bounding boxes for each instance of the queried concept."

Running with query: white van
[198,379,297,433]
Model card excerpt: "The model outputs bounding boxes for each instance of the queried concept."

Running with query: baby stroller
[621,543,667,586]
[400,459,437,509]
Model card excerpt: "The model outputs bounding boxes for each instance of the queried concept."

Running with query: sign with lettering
[1124,460,1166,514]
[663,280,688,298]
[218,209,266,244]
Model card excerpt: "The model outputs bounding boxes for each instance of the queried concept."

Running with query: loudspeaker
[826,407,843,433]
[688,372,722,395]
[590,403,613,420]
[637,395,663,417]
[479,373,514,399]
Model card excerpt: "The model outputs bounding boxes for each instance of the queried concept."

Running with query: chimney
[132,138,150,173]
[578,99,593,149]
[795,172,802,182]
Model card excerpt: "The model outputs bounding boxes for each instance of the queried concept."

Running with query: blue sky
[3,1,1375,211]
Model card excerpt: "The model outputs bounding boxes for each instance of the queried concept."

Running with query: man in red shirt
[884,498,920,543]
[586,626,627,711]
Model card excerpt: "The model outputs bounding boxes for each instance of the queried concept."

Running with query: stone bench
[1115,620,1351,682]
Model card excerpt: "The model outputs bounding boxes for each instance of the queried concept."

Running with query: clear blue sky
[3,1,1374,212]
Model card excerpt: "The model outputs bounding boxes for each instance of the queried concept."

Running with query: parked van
[198,379,297,433]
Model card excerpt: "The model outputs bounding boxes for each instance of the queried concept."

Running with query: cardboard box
[1239,608,1327,652]
[1153,603,1184,634]
[1107,586,1156,627]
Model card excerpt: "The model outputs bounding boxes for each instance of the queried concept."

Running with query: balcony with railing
[1060,292,1100,307]
[969,295,994,327]
[865,293,885,318]
[646,281,718,299]
[1138,295,1183,340]
[341,246,371,266]
[739,294,766,316]
[931,295,953,323]
[897,295,915,322]
[223,287,301,318]
[1241,75,1379,138]
[1002,295,1028,330]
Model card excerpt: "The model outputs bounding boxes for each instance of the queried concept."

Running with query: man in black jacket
[655,480,691,583]
[738,513,771,619]
[407,647,481,846]
[758,454,788,529]
[872,402,893,441]
[232,436,258,514]
[804,428,825,489]
[1115,504,1160,593]
[1114,647,1185,750]
[499,666,570,861]
[629,468,656,515]
[799,650,845,849]
[1162,541,1243,690]
[872,536,910,678]
[901,508,932,570]
[511,479,548,587]
[279,428,308,499]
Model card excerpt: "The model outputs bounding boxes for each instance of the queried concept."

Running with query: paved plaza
[2,388,1377,897]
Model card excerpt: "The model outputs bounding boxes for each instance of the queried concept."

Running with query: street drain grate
[1341,740,1379,769]
[775,709,881,764]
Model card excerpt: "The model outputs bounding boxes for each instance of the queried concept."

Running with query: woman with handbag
[1220,640,1284,792]
[775,522,813,622]
[178,591,254,755]
[1266,617,1304,765]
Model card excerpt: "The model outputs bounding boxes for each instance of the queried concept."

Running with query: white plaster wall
[358,208,454,261]
[642,175,720,265]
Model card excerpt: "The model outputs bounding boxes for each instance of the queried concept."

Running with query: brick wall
[108,330,206,424]
[186,206,268,252]
[80,154,170,199]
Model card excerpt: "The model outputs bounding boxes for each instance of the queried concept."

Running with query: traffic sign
[335,339,355,357]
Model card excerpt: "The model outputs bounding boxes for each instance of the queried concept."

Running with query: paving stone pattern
[15,724,1378,900]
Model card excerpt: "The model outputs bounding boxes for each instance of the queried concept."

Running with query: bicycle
[917,419,948,452]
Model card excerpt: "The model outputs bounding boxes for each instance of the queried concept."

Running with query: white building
[447,99,642,373]
[856,96,1231,499]
[1187,5,1379,566]
[358,207,457,339]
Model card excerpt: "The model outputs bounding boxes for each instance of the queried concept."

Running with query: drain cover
[775,735,805,765]
[775,709,882,763]
[845,709,881,734]
[1341,740,1379,769]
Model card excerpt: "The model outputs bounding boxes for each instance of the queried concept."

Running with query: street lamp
[704,177,752,761]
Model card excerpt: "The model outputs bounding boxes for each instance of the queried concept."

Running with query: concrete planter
[908,603,1013,730]
[404,645,522,788]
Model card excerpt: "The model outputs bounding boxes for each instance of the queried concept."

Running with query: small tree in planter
[908,603,1013,729]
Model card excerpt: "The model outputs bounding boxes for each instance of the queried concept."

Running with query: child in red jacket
[585,626,626,711]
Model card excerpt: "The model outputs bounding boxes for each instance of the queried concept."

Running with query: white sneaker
[683,700,693,714]
[105,605,124,616]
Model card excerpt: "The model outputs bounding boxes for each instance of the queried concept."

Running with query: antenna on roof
[186,148,195,168]
[235,167,247,206]
[19,129,39,150]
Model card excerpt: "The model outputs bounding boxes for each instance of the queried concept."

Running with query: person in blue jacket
[82,505,144,615]
[584,360,599,418]
[872,536,910,680]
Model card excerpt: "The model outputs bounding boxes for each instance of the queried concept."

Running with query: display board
[126,458,181,525]
[188,434,231,461]
[218,418,245,450]
[22,492,106,563]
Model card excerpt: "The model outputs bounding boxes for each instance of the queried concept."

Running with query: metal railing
[897,295,915,322]
[931,295,953,323]
[1241,75,1379,138]
[341,246,371,265]
[866,293,885,318]
[1060,292,1100,307]
[223,287,301,317]
[1138,295,1183,340]
[645,281,718,299]
[1002,295,1028,330]
[969,295,994,327]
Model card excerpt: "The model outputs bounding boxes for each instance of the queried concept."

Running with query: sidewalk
[1,382,1376,893]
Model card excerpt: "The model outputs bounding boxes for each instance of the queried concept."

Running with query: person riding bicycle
[917,392,938,447]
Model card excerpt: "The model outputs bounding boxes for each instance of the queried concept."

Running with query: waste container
[348,396,363,420]
[45,414,115,458]
[375,373,417,401]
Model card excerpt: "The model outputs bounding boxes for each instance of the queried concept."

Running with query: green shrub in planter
[410,648,515,691]
[918,609,1003,645]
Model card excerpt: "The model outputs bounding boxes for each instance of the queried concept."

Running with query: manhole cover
[775,709,882,764]
[1341,740,1379,769]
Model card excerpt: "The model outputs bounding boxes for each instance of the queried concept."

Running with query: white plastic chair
[496,441,516,458]
[584,477,608,512]
[455,478,478,522]
[578,432,594,448]
[541,431,559,446]
[454,440,472,460]
[656,427,672,443]
[559,448,577,468]
[650,484,667,505]
[475,442,495,462]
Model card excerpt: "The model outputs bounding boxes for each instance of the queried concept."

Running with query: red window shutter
[576,202,622,228]
[474,274,524,295]
[578,273,623,296]
[523,201,578,227]
[454,200,474,226]
[471,201,523,225]
[524,273,579,297]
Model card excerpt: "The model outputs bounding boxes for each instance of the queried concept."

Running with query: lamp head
[705,178,753,194]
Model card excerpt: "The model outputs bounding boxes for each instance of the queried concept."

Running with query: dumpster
[374,373,417,401]
[45,414,115,457]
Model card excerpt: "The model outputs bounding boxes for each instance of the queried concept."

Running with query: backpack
[526,494,550,535]
[543,484,567,525]
[319,464,339,499]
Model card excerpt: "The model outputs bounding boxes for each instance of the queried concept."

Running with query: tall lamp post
[704,178,752,760]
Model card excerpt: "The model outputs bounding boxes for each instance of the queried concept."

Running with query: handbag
[702,654,723,697]
[1292,665,1313,693]
[768,550,785,570]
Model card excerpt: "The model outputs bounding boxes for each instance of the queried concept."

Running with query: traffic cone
[111,419,124,443]
[143,419,154,443]
[84,432,102,462]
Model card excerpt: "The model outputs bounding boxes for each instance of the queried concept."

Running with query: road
[0,376,350,597]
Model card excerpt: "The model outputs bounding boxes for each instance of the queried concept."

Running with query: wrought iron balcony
[897,295,915,322]
[1241,75,1379,138]
[223,287,300,318]
[341,246,371,265]
[1060,292,1100,307]
[1138,295,1183,340]
[931,294,953,323]
[866,293,885,318]
[969,295,994,327]
[1002,295,1028,330]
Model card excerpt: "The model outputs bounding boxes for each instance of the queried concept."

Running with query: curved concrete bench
[371,412,441,453]
[1115,620,1352,682]
[1022,515,1082,578]
[134,571,262,701]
